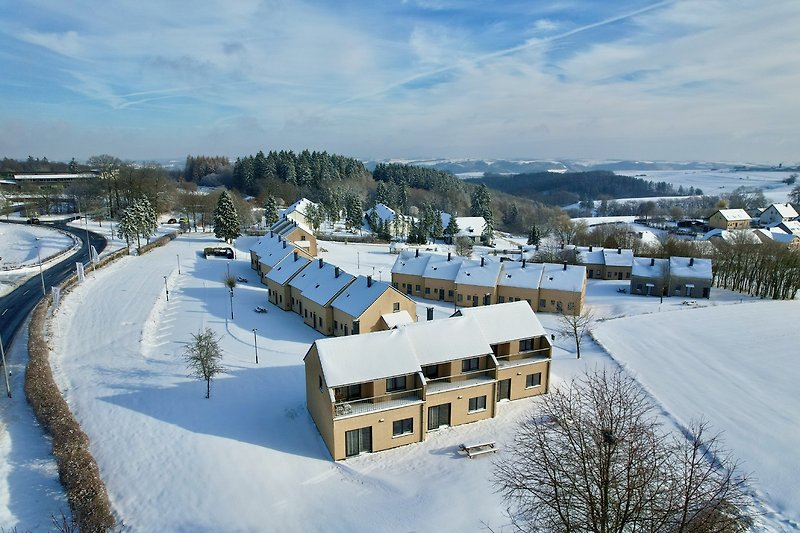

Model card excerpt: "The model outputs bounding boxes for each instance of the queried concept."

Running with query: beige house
[454,256,502,307]
[265,251,312,310]
[281,197,319,227]
[577,246,606,279]
[537,263,587,315]
[391,249,432,298]
[249,233,311,285]
[708,209,751,230]
[630,257,670,297]
[304,301,552,460]
[496,260,544,308]
[331,275,417,336]
[270,217,318,257]
[576,246,633,280]
[421,253,461,303]
[289,259,355,335]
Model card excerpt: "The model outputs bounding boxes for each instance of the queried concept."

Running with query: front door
[428,403,451,431]
[497,379,511,401]
[406,285,412,295]
[618,272,623,280]
[345,426,372,457]
[439,288,445,300]
[702,287,710,298]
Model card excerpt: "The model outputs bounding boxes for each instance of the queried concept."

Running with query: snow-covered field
[3,231,798,531]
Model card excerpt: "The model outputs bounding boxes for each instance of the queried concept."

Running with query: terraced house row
[304,301,552,460]
[391,250,587,315]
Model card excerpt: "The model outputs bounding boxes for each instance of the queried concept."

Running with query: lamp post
[35,237,46,296]
[177,254,181,275]
[252,328,259,364]
[163,275,169,301]
[357,251,360,269]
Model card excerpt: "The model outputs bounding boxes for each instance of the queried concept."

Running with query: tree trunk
[206,378,211,399]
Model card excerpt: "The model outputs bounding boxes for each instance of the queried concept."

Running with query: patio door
[497,379,511,401]
[428,403,451,431]
[345,426,372,457]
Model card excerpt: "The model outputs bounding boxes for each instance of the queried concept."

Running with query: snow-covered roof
[283,198,317,218]
[602,248,634,267]
[249,234,296,268]
[775,220,800,235]
[314,329,421,387]
[539,263,586,292]
[331,276,393,317]
[576,246,604,265]
[631,257,669,278]
[454,301,546,344]
[272,217,313,237]
[265,253,311,285]
[497,261,545,289]
[440,215,487,238]
[381,310,415,329]
[13,173,96,181]
[669,256,712,280]
[290,260,355,306]
[391,250,431,277]
[423,253,462,281]
[366,203,396,222]
[455,256,502,287]
[714,209,751,221]
[401,315,491,366]
[763,203,799,219]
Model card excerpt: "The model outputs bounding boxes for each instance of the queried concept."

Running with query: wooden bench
[460,441,497,458]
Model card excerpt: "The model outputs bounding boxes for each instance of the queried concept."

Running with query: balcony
[334,388,423,419]
[426,369,495,394]
[495,347,551,369]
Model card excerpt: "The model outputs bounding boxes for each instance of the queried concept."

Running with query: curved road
[0,220,107,350]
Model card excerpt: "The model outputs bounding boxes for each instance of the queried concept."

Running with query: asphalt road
[0,220,107,351]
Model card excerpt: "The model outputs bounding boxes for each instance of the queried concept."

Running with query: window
[526,373,542,388]
[457,294,463,302]
[318,317,323,327]
[498,296,505,303]
[468,395,487,412]
[393,282,398,289]
[462,357,479,372]
[448,290,454,297]
[520,338,533,351]
[386,376,406,392]
[422,365,438,379]
[567,302,574,311]
[539,299,546,308]
[334,320,338,330]
[425,287,431,294]
[392,418,413,437]
[415,284,421,292]
[393,302,400,312]
[556,301,563,312]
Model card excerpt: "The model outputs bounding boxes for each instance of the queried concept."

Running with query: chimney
[563,261,568,271]
[481,257,485,267]
[367,275,372,287]
[618,247,622,254]
[293,251,298,262]
[689,257,694,266]
[415,249,419,258]
[270,230,273,237]
[426,307,434,321]
[522,258,526,269]
[335,266,340,278]
[589,245,593,252]
[650,257,655,266]
[318,258,324,269]
[283,241,287,249]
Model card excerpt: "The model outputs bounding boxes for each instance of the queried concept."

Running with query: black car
[26,217,41,225]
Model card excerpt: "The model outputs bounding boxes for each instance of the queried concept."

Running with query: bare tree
[557,306,594,358]
[224,273,237,319]
[455,236,473,256]
[184,328,225,399]
[493,368,752,533]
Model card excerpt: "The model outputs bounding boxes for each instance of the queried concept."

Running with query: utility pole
[163,276,169,301]
[253,329,259,364]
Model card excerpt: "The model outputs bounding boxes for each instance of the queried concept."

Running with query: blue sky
[1,0,798,163]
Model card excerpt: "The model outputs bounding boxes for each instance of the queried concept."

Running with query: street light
[35,237,46,296]
[163,275,169,301]
[177,254,181,275]
[252,328,259,364]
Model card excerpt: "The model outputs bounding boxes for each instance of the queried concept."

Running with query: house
[630,257,670,296]
[602,248,634,280]
[281,197,318,228]
[421,252,462,303]
[265,251,312,310]
[576,246,606,279]
[753,228,800,248]
[289,258,356,335]
[454,256,502,307]
[773,219,800,235]
[708,209,751,231]
[538,263,587,315]
[441,214,487,244]
[304,301,551,460]
[364,202,396,224]
[760,203,799,227]
[330,275,417,336]
[669,256,713,298]
[496,260,545,308]
[249,232,310,284]
[270,217,318,256]
[391,249,432,297]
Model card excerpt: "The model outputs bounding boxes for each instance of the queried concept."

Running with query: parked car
[166,218,178,224]
[26,217,41,225]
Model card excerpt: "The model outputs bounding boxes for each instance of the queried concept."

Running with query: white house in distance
[760,203,799,227]
[281,198,319,227]
[440,214,487,244]
[364,203,397,224]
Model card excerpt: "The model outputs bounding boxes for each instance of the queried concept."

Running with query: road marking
[23,290,29,295]
[1,309,7,316]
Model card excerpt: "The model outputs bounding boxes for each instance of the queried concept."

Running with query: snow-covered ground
[3,232,797,531]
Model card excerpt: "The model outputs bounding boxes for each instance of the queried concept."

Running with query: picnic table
[460,441,497,458]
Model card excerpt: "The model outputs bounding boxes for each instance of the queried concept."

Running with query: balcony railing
[425,369,495,394]
[495,347,551,368]
[334,388,423,419]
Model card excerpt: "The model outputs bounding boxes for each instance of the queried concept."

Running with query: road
[0,220,107,351]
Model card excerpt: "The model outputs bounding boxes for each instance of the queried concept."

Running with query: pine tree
[135,196,158,243]
[264,196,279,226]
[117,205,139,249]
[214,191,241,243]
[433,209,444,240]
[445,216,459,242]
[375,182,388,206]
[345,192,363,230]
[527,224,541,246]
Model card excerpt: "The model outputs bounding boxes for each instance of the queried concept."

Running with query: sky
[1,0,799,164]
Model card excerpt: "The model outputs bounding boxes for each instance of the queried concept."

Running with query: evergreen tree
[263,196,279,226]
[432,209,444,240]
[471,183,495,244]
[68,158,79,173]
[344,192,363,230]
[375,182,388,206]
[445,216,460,240]
[527,224,541,246]
[117,205,139,249]
[135,196,158,243]
[367,209,380,232]
[213,191,241,243]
